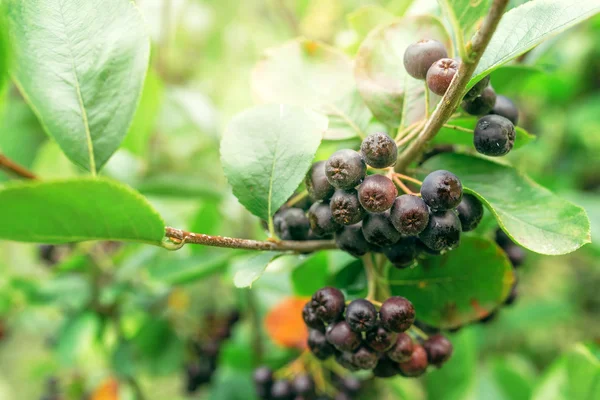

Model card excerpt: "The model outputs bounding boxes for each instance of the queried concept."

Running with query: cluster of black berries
[300,132,485,265]
[302,287,452,378]
[253,368,368,400]
[184,311,240,394]
[403,39,520,157]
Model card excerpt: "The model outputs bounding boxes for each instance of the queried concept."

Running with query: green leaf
[355,16,452,128]
[532,344,600,400]
[488,355,538,400]
[565,192,600,251]
[135,174,224,200]
[252,38,368,140]
[389,237,514,329]
[291,252,329,296]
[488,65,543,96]
[438,0,491,57]
[189,200,223,255]
[148,253,233,285]
[56,312,101,366]
[0,178,165,244]
[121,68,164,157]
[434,117,535,149]
[422,153,591,255]
[0,8,9,95]
[221,104,328,221]
[6,0,150,173]
[232,252,279,288]
[347,5,396,38]
[470,0,600,88]
[132,317,185,376]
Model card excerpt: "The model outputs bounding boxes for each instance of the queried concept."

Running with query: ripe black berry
[462,86,496,115]
[335,351,360,371]
[302,302,325,331]
[330,189,365,225]
[390,194,430,235]
[456,193,484,232]
[505,244,525,267]
[335,223,370,257]
[495,228,512,248]
[403,39,448,80]
[362,211,402,247]
[463,75,490,102]
[420,170,463,211]
[474,114,515,157]
[423,334,453,367]
[352,345,379,370]
[360,132,398,168]
[416,239,443,257]
[253,366,273,398]
[358,175,398,213]
[325,149,366,189]
[306,161,335,201]
[382,237,417,269]
[326,321,361,352]
[398,344,428,377]
[490,94,519,125]
[292,374,314,396]
[380,296,415,333]
[373,356,399,378]
[419,210,462,251]
[311,287,345,323]
[308,202,341,237]
[365,325,398,352]
[426,58,459,96]
[308,329,335,360]
[271,380,293,400]
[387,333,414,363]
[345,299,377,332]
[274,208,310,240]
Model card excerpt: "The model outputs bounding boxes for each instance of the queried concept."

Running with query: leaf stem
[287,190,308,207]
[424,82,430,119]
[409,324,429,341]
[0,154,38,180]
[443,124,473,133]
[392,175,416,195]
[394,0,510,172]
[394,173,422,185]
[164,227,337,253]
[363,254,377,302]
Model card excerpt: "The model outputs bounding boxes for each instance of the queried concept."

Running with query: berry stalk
[0,153,38,180]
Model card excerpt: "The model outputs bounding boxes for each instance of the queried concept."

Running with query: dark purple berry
[292,375,314,396]
[306,161,335,201]
[326,321,361,352]
[387,333,414,363]
[390,194,430,235]
[353,345,379,370]
[308,202,341,237]
[490,94,519,125]
[382,237,417,269]
[426,58,459,96]
[362,211,402,247]
[360,132,398,168]
[335,351,361,371]
[358,174,398,213]
[302,302,325,331]
[421,170,463,211]
[380,296,415,333]
[474,114,515,157]
[456,193,484,232]
[271,380,293,400]
[419,210,462,251]
[398,345,428,377]
[340,376,361,394]
[373,356,399,378]
[345,299,377,332]
[464,75,490,101]
[334,393,352,400]
[462,86,496,115]
[365,325,398,352]
[495,228,512,248]
[311,287,345,323]
[423,334,453,367]
[325,150,366,189]
[330,189,365,225]
[416,239,443,257]
[335,223,370,257]
[308,329,335,360]
[275,208,310,240]
[505,244,525,267]
[403,39,448,80]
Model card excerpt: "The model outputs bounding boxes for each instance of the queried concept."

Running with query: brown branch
[395,0,510,172]
[0,154,37,180]
[165,227,338,253]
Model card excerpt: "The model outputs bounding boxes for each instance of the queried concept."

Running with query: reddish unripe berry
[403,39,448,80]
[379,296,416,333]
[426,58,460,96]
[387,333,414,363]
[358,174,398,213]
[398,344,429,377]
[423,334,453,367]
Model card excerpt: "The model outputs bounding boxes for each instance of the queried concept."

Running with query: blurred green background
[0,0,598,399]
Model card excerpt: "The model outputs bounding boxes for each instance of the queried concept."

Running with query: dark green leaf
[210,367,257,400]
[355,16,452,128]
[132,317,184,376]
[489,65,544,96]
[422,153,591,255]
[333,259,368,299]
[470,1,600,89]
[0,178,165,244]
[488,355,538,400]
[390,237,514,329]
[6,0,150,172]
[434,117,535,149]
[221,104,328,221]
[291,252,329,296]
[232,252,279,288]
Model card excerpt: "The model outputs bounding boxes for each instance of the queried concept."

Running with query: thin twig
[392,175,416,195]
[362,255,377,301]
[424,82,430,119]
[0,154,37,180]
[443,124,473,133]
[287,190,308,207]
[164,227,337,252]
[395,0,510,172]
[394,173,422,185]
[396,126,421,147]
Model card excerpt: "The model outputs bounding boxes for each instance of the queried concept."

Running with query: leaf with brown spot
[265,297,309,349]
